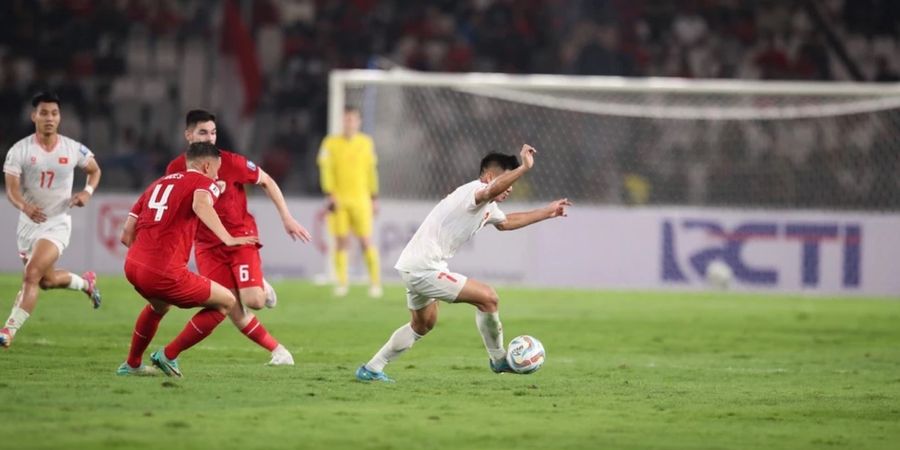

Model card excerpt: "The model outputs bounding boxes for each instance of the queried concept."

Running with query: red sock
[164,309,225,360]
[127,305,165,368]
[240,316,279,352]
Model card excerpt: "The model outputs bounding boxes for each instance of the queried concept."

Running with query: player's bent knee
[479,287,500,312]
[38,278,54,290]
[23,267,44,285]
[411,320,435,335]
[240,289,265,310]
[216,296,237,315]
[207,283,237,313]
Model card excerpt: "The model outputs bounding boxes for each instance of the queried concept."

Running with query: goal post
[329,69,900,210]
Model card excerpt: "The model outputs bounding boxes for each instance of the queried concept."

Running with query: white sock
[4,306,30,337]
[476,310,506,363]
[67,273,85,291]
[365,323,422,372]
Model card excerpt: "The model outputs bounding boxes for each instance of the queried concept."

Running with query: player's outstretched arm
[192,191,259,247]
[474,144,536,205]
[71,158,101,207]
[495,198,571,231]
[257,169,311,242]
[4,173,46,223]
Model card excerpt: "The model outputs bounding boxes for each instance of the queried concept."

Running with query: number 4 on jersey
[149,184,174,221]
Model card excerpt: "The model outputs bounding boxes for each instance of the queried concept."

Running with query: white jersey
[3,134,94,221]
[395,180,507,272]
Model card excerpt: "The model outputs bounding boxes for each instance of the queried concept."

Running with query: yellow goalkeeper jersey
[317,133,378,199]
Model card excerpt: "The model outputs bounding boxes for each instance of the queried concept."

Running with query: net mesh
[341,79,900,210]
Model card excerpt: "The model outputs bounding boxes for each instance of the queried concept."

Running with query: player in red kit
[117,142,258,377]
[166,110,311,365]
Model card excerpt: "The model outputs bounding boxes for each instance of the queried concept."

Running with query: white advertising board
[1,196,897,297]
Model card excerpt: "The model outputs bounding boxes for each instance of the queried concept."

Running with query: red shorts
[195,245,263,291]
[125,259,212,308]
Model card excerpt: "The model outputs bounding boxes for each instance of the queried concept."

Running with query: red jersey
[166,150,260,250]
[126,170,221,272]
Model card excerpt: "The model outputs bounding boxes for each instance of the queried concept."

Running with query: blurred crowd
[0,0,898,207]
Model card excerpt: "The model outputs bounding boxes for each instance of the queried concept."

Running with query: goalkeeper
[317,106,382,298]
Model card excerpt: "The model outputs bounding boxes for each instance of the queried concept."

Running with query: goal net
[329,70,900,210]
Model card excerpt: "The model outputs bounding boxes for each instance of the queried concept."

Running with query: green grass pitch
[0,273,898,450]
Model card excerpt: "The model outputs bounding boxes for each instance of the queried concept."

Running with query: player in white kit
[356,144,571,382]
[1,92,103,349]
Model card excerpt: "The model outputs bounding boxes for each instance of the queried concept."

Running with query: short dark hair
[344,106,360,114]
[479,152,520,175]
[31,92,60,108]
[186,109,216,129]
[186,142,221,161]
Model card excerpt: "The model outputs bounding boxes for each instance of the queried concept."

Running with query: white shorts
[16,214,71,261]
[399,269,468,311]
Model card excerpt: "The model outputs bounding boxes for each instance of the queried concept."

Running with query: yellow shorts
[329,197,373,237]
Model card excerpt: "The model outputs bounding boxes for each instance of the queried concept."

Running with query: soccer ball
[506,335,546,374]
[706,260,733,289]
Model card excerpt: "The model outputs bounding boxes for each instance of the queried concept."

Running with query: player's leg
[235,284,264,310]
[224,247,293,364]
[454,278,512,373]
[1,239,60,347]
[37,269,101,309]
[119,298,169,375]
[350,200,382,298]
[229,303,293,365]
[152,279,236,377]
[357,276,442,382]
[357,302,435,382]
[332,207,351,296]
[29,217,100,308]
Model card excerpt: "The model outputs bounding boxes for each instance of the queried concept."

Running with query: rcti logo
[661,219,861,287]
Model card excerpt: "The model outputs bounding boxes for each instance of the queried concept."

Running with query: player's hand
[372,196,379,216]
[284,217,312,243]
[69,191,92,208]
[326,194,337,212]
[520,144,537,170]
[224,235,259,247]
[546,198,571,218]
[23,203,47,223]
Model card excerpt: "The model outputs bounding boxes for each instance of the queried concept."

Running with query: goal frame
[328,69,900,133]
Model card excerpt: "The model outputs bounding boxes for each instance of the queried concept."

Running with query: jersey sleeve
[196,176,222,201]
[129,188,149,218]
[487,202,507,225]
[75,141,94,168]
[3,143,23,177]
[225,151,261,185]
[466,182,489,212]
